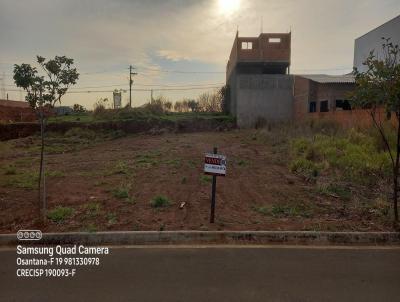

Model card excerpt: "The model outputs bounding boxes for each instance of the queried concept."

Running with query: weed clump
[47,206,73,223]
[317,183,351,200]
[106,212,117,225]
[85,202,101,218]
[65,127,97,140]
[290,158,321,178]
[112,186,130,199]
[150,195,171,208]
[200,175,212,184]
[112,161,130,175]
[4,165,17,175]
[85,223,98,233]
[252,203,313,218]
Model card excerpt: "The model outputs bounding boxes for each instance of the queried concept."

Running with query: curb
[1,231,400,246]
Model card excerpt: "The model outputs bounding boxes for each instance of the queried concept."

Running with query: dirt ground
[0,130,393,233]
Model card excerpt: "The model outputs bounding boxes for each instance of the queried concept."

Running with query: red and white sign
[204,153,226,176]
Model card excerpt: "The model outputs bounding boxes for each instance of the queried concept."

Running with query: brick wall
[292,76,376,128]
[306,108,393,128]
[0,99,36,122]
[227,32,291,79]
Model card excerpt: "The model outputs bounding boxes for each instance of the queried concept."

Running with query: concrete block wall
[232,74,294,127]
[293,76,311,121]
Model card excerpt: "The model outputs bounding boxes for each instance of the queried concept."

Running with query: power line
[80,69,120,75]
[2,66,353,77]
[7,86,221,94]
[67,86,222,93]
[6,85,221,94]
[70,84,127,89]
[132,82,225,87]
[5,82,224,89]
[136,66,225,74]
[4,83,128,89]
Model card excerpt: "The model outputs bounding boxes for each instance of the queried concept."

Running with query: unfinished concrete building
[226,31,293,127]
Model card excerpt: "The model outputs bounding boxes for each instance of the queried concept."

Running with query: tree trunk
[394,117,400,222]
[394,172,399,222]
[38,110,46,223]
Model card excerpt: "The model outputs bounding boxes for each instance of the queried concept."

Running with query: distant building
[226,31,294,127]
[53,106,73,116]
[0,99,36,122]
[354,15,400,72]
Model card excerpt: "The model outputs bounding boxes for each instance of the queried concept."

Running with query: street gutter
[1,231,399,246]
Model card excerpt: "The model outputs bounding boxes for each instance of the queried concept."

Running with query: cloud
[156,50,191,62]
[1,0,399,107]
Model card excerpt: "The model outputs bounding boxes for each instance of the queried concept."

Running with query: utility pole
[129,65,137,108]
[151,89,153,102]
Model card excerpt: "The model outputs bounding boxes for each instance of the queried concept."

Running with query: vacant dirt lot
[0,129,393,233]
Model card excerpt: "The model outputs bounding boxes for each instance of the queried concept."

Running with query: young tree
[197,90,223,112]
[181,98,190,112]
[163,100,172,112]
[351,38,400,223]
[187,99,199,112]
[219,85,229,113]
[13,56,79,222]
[174,101,182,112]
[73,103,86,113]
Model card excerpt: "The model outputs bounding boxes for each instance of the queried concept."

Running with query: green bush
[92,106,159,121]
[291,138,309,155]
[290,129,391,183]
[150,195,171,208]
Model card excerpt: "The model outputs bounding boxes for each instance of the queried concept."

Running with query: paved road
[1,245,399,302]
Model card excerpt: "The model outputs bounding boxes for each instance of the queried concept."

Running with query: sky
[0,0,399,109]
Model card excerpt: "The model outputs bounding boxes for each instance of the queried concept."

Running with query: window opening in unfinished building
[241,42,253,49]
[320,100,329,112]
[335,99,352,110]
[309,101,317,113]
[268,38,281,43]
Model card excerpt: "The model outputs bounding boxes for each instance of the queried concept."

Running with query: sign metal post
[210,147,217,223]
